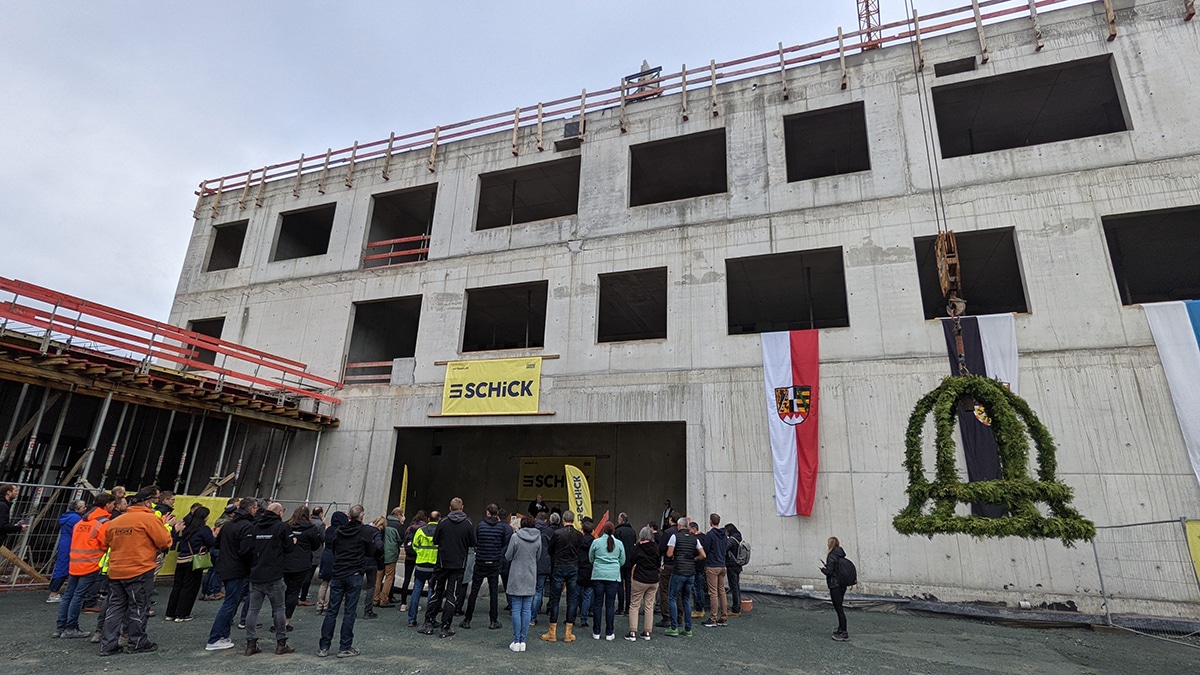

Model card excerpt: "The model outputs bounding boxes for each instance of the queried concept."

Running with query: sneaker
[578,620,588,628]
[407,621,418,628]
[337,647,360,658]
[419,624,436,635]
[664,628,680,637]
[529,619,538,627]
[165,616,175,622]
[683,629,694,637]
[98,648,122,657]
[605,633,615,641]
[624,632,637,642]
[46,594,62,603]
[317,648,329,657]
[703,619,718,628]
[399,604,407,612]
[717,619,728,627]
[592,632,601,640]
[439,629,455,639]
[488,621,502,630]
[89,632,101,644]
[50,629,63,638]
[205,638,235,651]
[833,631,850,642]
[237,621,246,629]
[180,616,193,622]
[518,641,526,652]
[459,619,471,629]
[127,642,158,654]
[61,628,90,639]
[640,631,652,641]
[509,641,521,652]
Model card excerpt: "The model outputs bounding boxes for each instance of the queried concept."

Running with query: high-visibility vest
[68,508,111,576]
[413,522,439,566]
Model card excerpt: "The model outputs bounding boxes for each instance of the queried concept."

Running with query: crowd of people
[21,481,852,658]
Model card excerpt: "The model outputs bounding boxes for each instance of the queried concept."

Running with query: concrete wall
[171,0,1200,616]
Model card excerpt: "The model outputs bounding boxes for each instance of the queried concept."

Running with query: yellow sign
[564,464,592,530]
[517,456,595,503]
[441,357,542,416]
[159,495,230,576]
[1187,520,1200,586]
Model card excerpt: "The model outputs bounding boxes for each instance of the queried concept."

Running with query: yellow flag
[1186,520,1200,586]
[399,464,409,514]
[564,464,592,530]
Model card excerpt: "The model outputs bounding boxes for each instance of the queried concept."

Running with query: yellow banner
[441,357,542,416]
[565,464,592,530]
[1187,520,1200,586]
[160,495,230,576]
[517,456,595,503]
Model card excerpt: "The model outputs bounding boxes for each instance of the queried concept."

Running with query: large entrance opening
[388,422,686,529]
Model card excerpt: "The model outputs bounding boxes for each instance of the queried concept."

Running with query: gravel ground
[1,585,1195,674]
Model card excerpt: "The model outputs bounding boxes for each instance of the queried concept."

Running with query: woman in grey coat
[504,515,542,653]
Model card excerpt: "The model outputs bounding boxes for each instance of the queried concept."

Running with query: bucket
[740,598,753,613]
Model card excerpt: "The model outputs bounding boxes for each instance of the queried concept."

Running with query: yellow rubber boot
[563,623,576,642]
[540,622,557,642]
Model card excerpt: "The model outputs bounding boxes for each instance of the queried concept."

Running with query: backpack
[836,556,858,587]
[403,528,417,558]
[733,538,751,567]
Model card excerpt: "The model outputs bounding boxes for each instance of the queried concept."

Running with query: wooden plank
[0,545,48,583]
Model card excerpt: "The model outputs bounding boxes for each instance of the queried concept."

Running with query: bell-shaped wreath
[893,375,1095,546]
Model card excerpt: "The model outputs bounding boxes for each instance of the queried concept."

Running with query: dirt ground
[1,585,1195,674]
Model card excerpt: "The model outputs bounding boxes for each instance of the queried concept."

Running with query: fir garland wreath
[893,375,1095,546]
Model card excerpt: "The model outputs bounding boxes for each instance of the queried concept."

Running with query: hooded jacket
[215,509,254,581]
[68,507,110,576]
[413,520,438,571]
[535,520,552,576]
[475,515,512,565]
[104,504,172,581]
[703,526,728,568]
[241,509,294,583]
[504,526,542,596]
[432,510,476,570]
[383,515,405,564]
[285,518,323,574]
[330,517,376,580]
[319,511,349,581]
[54,509,83,579]
[823,546,847,590]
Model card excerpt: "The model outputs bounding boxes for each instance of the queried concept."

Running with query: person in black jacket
[422,497,476,638]
[240,502,295,656]
[821,536,850,642]
[532,512,552,627]
[283,506,322,631]
[205,498,256,651]
[461,503,511,630]
[319,505,376,658]
[541,510,583,642]
[165,506,215,622]
[0,484,26,551]
[724,523,743,617]
[627,525,661,640]
[613,513,638,615]
[576,517,595,629]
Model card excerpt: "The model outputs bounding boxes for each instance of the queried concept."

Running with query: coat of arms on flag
[775,385,812,425]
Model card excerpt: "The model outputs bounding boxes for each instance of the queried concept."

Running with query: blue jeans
[578,580,593,624]
[692,569,708,612]
[407,568,432,624]
[201,549,222,596]
[532,574,548,620]
[320,574,362,652]
[509,595,533,643]
[591,579,619,637]
[547,566,579,624]
[57,571,99,630]
[668,573,693,631]
[207,577,247,643]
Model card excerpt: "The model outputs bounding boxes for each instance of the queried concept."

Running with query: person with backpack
[398,510,426,609]
[379,508,405,608]
[820,536,854,642]
[724,523,746,617]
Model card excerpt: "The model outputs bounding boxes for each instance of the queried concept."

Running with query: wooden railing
[195,0,1091,206]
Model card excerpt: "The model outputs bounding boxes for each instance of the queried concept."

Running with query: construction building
[10,0,1199,616]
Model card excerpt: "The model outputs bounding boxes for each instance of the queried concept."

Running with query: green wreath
[893,375,1095,546]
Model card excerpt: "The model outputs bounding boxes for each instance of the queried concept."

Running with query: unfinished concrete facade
[174,0,1200,617]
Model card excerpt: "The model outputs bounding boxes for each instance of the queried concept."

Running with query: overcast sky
[1,1,1064,321]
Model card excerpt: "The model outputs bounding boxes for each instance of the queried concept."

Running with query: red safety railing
[362,234,431,268]
[0,277,342,407]
[195,0,1083,201]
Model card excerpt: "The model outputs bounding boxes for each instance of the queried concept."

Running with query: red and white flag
[761,330,820,517]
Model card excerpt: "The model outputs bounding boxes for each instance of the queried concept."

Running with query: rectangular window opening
[783,102,871,183]
[1103,206,1200,305]
[205,220,247,272]
[932,55,1128,158]
[345,296,423,384]
[934,56,977,78]
[726,248,849,334]
[630,129,727,207]
[914,228,1028,319]
[476,157,580,230]
[273,203,336,261]
[598,267,668,343]
[186,317,225,367]
[463,281,549,352]
[365,185,437,268]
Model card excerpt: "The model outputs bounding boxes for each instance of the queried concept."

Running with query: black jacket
[241,509,294,583]
[285,519,324,574]
[433,510,476,570]
[632,540,661,584]
[576,534,593,582]
[330,518,376,580]
[475,516,512,565]
[535,520,552,575]
[215,510,254,582]
[548,525,583,568]
[614,522,638,569]
[0,496,20,550]
[823,546,847,590]
[725,530,743,573]
[658,524,678,564]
